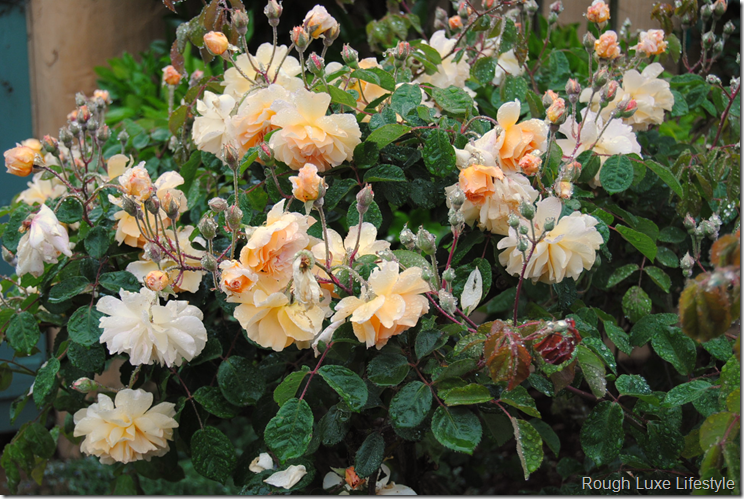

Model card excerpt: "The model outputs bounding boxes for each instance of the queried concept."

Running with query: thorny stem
[712,84,740,147]
[513,240,538,325]
[299,341,335,401]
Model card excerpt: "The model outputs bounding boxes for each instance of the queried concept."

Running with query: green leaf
[193,386,240,419]
[112,474,137,495]
[577,346,606,398]
[577,152,602,184]
[264,398,314,462]
[354,432,385,478]
[318,365,368,412]
[366,353,409,387]
[700,411,739,449]
[651,327,696,375]
[365,123,411,149]
[33,358,60,407]
[68,342,105,373]
[84,226,110,259]
[274,366,311,406]
[3,205,32,252]
[431,406,482,455]
[422,129,456,177]
[606,264,639,288]
[392,249,431,273]
[389,381,432,429]
[616,225,657,262]
[324,178,357,210]
[168,104,189,136]
[23,422,56,459]
[644,266,671,293]
[622,285,652,323]
[663,380,713,407]
[603,322,632,355]
[580,401,624,466]
[319,404,352,446]
[656,247,679,268]
[363,164,406,183]
[68,306,104,347]
[49,277,90,304]
[582,337,617,374]
[390,84,422,117]
[644,160,683,197]
[600,155,634,194]
[512,418,544,480]
[529,419,560,457]
[347,201,382,230]
[326,85,358,109]
[191,426,237,484]
[615,374,658,403]
[500,75,529,104]
[629,313,678,346]
[98,271,141,293]
[415,329,446,359]
[658,226,687,244]
[217,356,265,407]
[702,336,733,362]
[56,198,83,224]
[431,86,475,116]
[470,57,496,85]
[548,51,570,87]
[6,312,41,356]
[440,384,493,406]
[351,67,395,92]
[499,385,541,418]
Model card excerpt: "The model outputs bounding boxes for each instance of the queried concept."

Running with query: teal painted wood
[0,3,44,432]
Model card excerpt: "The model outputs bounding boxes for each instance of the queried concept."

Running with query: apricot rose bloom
[304,5,339,39]
[459,164,504,205]
[497,197,604,284]
[231,84,290,156]
[311,222,390,269]
[73,389,178,465]
[595,31,621,60]
[4,145,36,177]
[290,163,326,206]
[219,259,258,301]
[586,0,610,23]
[331,261,430,349]
[222,43,302,99]
[269,88,361,171]
[493,100,548,172]
[633,29,667,56]
[203,31,229,56]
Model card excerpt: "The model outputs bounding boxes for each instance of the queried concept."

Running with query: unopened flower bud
[518,153,542,176]
[201,253,218,272]
[557,180,573,199]
[324,24,341,44]
[122,196,139,217]
[518,224,529,235]
[416,227,437,256]
[615,97,638,118]
[438,289,458,314]
[342,44,359,68]
[565,160,582,181]
[306,52,325,75]
[601,80,619,103]
[565,79,581,100]
[681,252,694,270]
[520,202,535,220]
[442,267,456,282]
[435,7,448,27]
[544,217,556,232]
[546,98,567,124]
[712,41,724,54]
[449,210,464,227]
[702,32,716,50]
[96,125,110,142]
[517,237,529,252]
[258,142,274,164]
[2,247,14,264]
[421,266,434,283]
[223,144,239,170]
[264,0,282,25]
[713,0,727,18]
[42,135,58,154]
[144,243,162,264]
[448,15,464,31]
[145,270,170,291]
[226,205,243,231]
[75,92,87,107]
[162,193,181,220]
[198,216,218,240]
[118,130,129,145]
[76,105,91,124]
[72,377,103,394]
[394,41,412,62]
[204,31,229,56]
[291,26,311,52]
[701,4,713,21]
[723,21,735,36]
[209,197,228,213]
[548,12,559,24]
[542,89,559,107]
[162,65,182,86]
[234,9,250,34]
[508,213,520,228]
[86,118,98,132]
[683,214,697,232]
[400,225,416,250]
[583,31,597,51]
[356,184,374,215]
[457,1,471,18]
[550,1,564,14]
[593,68,609,90]
[144,195,160,215]
[449,186,466,209]
[69,121,81,136]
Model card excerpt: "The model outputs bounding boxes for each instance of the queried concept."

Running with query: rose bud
[162,65,182,86]
[145,270,170,292]
[534,319,581,364]
[4,146,36,177]
[204,31,229,56]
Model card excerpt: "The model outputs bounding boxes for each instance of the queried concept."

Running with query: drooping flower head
[497,197,604,283]
[5,145,36,177]
[16,204,73,277]
[96,287,208,367]
[73,389,178,465]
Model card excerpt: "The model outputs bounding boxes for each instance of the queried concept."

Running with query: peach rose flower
[162,65,182,86]
[218,259,258,301]
[494,100,548,172]
[633,29,668,56]
[595,31,621,60]
[586,0,610,23]
[304,5,339,38]
[290,163,326,214]
[331,261,430,349]
[269,88,361,171]
[73,389,178,465]
[4,145,36,177]
[497,197,603,284]
[222,44,302,99]
[230,84,291,156]
[203,31,229,56]
[459,164,504,205]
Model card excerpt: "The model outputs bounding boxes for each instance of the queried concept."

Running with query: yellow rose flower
[222,44,302,99]
[269,88,361,171]
[73,389,178,465]
[497,197,604,284]
[331,261,430,349]
[21,138,43,155]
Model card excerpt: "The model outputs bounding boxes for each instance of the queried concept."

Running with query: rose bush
[0,0,740,494]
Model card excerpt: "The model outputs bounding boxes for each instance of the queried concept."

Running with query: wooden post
[26,0,166,138]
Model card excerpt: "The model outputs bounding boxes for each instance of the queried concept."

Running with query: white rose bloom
[17,172,67,206]
[556,108,642,187]
[192,91,237,156]
[579,63,674,131]
[222,43,302,99]
[96,287,207,366]
[73,389,178,465]
[492,49,525,85]
[497,197,604,284]
[16,204,73,277]
[416,30,474,97]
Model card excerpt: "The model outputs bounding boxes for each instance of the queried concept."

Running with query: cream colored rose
[331,261,430,349]
[415,31,473,96]
[73,389,178,465]
[222,43,302,99]
[240,200,314,283]
[580,63,674,131]
[17,172,66,206]
[192,91,237,156]
[231,84,291,156]
[97,286,207,366]
[269,88,361,171]
[16,204,73,277]
[497,197,604,284]
[446,172,538,236]
[119,163,153,200]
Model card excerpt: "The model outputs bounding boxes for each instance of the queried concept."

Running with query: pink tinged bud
[448,15,464,31]
[565,79,581,97]
[258,142,274,164]
[356,184,374,215]
[290,26,310,52]
[394,41,411,61]
[550,1,564,14]
[162,65,182,86]
[306,52,325,75]
[602,80,619,102]
[341,44,359,67]
[546,98,567,124]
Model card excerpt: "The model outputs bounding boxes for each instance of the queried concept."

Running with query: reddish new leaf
[710,231,740,269]
[533,319,581,365]
[170,40,185,76]
[679,274,735,343]
[484,321,532,391]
